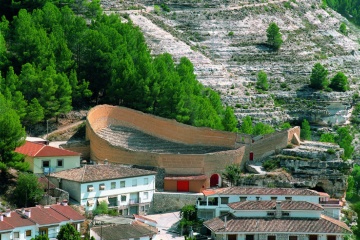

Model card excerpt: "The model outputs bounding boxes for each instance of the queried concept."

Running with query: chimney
[21,208,25,214]
[25,209,31,218]
[224,215,227,230]
[4,209,11,217]
[275,201,282,219]
[0,214,3,221]
[61,200,68,206]
[104,159,108,165]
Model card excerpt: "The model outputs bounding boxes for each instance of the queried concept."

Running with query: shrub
[262,159,281,171]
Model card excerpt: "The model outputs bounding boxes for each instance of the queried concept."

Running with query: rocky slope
[102,0,360,127]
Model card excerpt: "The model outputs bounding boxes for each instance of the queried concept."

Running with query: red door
[210,174,219,187]
[249,152,254,161]
[177,181,189,192]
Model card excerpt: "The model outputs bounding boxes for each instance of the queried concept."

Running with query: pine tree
[266,22,283,50]
[310,63,328,90]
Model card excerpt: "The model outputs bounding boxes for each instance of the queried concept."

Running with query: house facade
[0,202,85,240]
[49,164,156,215]
[15,141,81,174]
[196,187,341,220]
[204,200,351,240]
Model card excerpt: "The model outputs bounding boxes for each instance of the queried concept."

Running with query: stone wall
[39,188,69,205]
[150,192,202,213]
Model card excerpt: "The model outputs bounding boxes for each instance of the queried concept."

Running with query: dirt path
[43,120,85,139]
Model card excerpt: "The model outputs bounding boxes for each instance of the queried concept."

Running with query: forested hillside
[0,0,238,133]
[325,0,360,25]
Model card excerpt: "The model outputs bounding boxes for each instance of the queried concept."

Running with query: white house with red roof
[204,200,351,240]
[0,201,85,239]
[15,141,81,174]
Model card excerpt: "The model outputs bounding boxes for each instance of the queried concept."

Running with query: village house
[203,200,351,240]
[0,202,85,239]
[15,141,81,174]
[196,187,342,220]
[48,164,156,215]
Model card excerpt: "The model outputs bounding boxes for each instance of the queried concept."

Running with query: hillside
[103,0,360,127]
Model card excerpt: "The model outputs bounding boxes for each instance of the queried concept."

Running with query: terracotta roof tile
[15,141,80,157]
[204,214,351,234]
[206,187,320,196]
[50,164,156,183]
[228,201,323,211]
[50,204,85,222]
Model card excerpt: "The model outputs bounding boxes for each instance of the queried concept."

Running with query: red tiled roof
[165,175,207,181]
[0,204,85,231]
[205,187,320,196]
[202,188,224,196]
[50,164,156,182]
[15,141,80,157]
[204,214,351,234]
[228,201,323,211]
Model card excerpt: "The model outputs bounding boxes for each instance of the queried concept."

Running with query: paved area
[146,211,184,240]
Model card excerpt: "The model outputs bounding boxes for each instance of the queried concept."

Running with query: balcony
[129,199,140,204]
[197,199,218,207]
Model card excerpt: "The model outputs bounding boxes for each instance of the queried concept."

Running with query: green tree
[57,223,81,240]
[31,235,49,240]
[222,106,238,132]
[266,22,283,50]
[0,94,27,172]
[336,127,354,160]
[92,201,108,216]
[179,205,202,235]
[310,63,328,90]
[339,22,347,35]
[253,122,275,135]
[24,98,44,125]
[320,133,335,143]
[300,119,311,140]
[256,71,269,91]
[240,116,253,134]
[13,173,43,207]
[329,72,349,92]
[279,122,291,130]
[222,163,242,187]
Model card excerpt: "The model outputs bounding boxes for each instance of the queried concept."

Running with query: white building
[49,164,156,215]
[197,187,342,220]
[204,200,351,240]
[0,202,85,240]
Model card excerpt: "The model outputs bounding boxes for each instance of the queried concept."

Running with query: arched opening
[210,174,221,187]
[310,185,326,193]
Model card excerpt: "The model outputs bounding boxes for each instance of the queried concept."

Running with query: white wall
[10,225,36,240]
[32,156,80,174]
[81,175,156,210]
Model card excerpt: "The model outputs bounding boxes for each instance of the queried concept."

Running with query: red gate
[177,180,189,192]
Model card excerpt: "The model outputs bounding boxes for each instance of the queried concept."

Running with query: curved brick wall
[86,105,246,185]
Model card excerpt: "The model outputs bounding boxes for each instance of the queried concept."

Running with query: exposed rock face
[244,141,352,197]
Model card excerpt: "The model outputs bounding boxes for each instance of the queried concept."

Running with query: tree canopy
[266,22,283,51]
[57,223,81,240]
[256,71,269,91]
[300,119,311,140]
[222,163,242,187]
[329,72,349,92]
[310,63,328,90]
[13,172,43,207]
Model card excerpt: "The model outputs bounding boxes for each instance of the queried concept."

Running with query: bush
[327,148,336,154]
[262,159,280,171]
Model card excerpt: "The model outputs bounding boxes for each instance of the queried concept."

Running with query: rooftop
[96,125,232,154]
[50,164,157,182]
[203,187,320,196]
[228,201,323,211]
[204,214,351,234]
[15,141,80,157]
[92,221,157,240]
[0,204,85,230]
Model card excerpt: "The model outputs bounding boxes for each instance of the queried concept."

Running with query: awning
[97,196,109,204]
[87,199,95,206]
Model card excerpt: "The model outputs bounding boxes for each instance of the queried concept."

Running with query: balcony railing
[129,199,139,204]
[197,200,218,206]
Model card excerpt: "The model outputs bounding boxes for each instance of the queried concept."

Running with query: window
[42,160,50,168]
[14,232,19,238]
[220,197,229,204]
[267,212,275,216]
[271,197,277,201]
[246,235,254,240]
[132,179,137,186]
[309,235,318,240]
[57,159,63,167]
[282,212,290,216]
[26,230,31,237]
[327,236,336,240]
[99,184,105,190]
[289,236,298,240]
[143,192,149,200]
[256,196,260,201]
[141,206,145,211]
[240,197,247,202]
[120,181,125,188]
[87,185,94,192]
[108,197,117,207]
[268,236,276,240]
[285,197,292,201]
[111,182,116,189]
[144,178,149,185]
[145,204,149,211]
[121,195,127,202]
